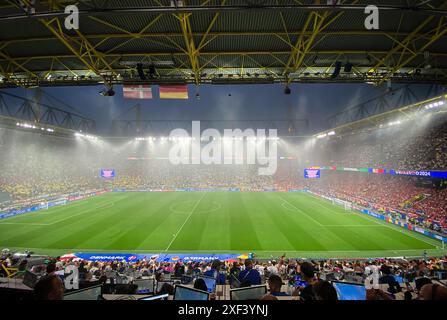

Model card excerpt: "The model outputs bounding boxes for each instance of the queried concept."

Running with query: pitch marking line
[307,193,439,249]
[169,201,222,215]
[164,193,207,252]
[0,222,49,226]
[300,193,352,215]
[350,210,439,249]
[36,199,100,215]
[8,247,444,255]
[323,225,387,227]
[281,203,373,227]
[0,201,117,227]
[0,194,122,223]
[278,195,324,227]
[45,193,132,225]
[47,202,116,225]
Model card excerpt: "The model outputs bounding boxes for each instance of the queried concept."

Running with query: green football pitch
[0,192,445,259]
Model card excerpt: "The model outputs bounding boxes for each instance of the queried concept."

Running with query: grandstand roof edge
[313,94,447,138]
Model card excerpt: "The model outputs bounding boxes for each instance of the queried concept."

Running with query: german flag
[159,84,189,99]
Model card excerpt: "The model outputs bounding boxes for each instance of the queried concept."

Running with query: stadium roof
[314,93,447,139]
[0,0,447,89]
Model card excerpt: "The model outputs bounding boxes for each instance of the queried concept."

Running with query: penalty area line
[278,194,324,227]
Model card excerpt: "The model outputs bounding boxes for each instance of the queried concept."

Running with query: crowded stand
[1,248,446,300]
[308,112,447,171]
[308,173,447,234]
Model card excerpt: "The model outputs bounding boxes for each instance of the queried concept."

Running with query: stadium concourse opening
[1,0,447,305]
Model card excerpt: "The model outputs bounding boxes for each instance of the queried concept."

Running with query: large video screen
[304,168,321,179]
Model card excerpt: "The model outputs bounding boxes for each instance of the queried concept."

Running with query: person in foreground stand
[418,283,447,300]
[293,261,317,300]
[238,259,262,286]
[204,259,226,284]
[34,274,65,300]
[267,274,290,297]
[313,280,338,300]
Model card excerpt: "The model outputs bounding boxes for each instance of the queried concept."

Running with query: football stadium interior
[0,0,447,302]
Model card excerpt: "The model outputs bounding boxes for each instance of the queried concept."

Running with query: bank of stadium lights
[16,122,54,133]
[424,100,445,110]
[74,132,98,141]
[133,136,278,142]
[316,131,336,139]
[135,137,156,141]
[388,120,402,127]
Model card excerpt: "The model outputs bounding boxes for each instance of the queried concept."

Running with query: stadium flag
[159,84,189,99]
[123,85,153,99]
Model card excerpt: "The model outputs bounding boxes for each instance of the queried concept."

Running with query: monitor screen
[230,285,267,301]
[156,280,174,293]
[22,271,39,289]
[64,285,102,300]
[174,285,209,301]
[181,275,194,284]
[230,274,241,289]
[332,282,366,300]
[196,275,217,293]
[139,293,169,300]
[134,279,154,293]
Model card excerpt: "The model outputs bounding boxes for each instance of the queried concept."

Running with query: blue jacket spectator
[238,259,262,286]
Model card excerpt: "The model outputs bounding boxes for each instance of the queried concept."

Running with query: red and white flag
[123,85,153,99]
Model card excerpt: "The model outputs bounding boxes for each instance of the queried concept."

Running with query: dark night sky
[2,83,433,134]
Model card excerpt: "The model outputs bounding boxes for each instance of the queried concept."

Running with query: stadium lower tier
[0,192,445,259]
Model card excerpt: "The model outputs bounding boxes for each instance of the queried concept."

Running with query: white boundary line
[277,194,324,226]
[0,222,49,226]
[300,193,352,215]
[164,193,207,252]
[169,200,221,215]
[46,202,116,225]
[304,192,439,249]
[323,225,387,227]
[0,193,114,222]
[6,246,445,255]
[0,202,115,226]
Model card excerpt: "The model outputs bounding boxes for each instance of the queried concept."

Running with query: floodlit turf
[0,192,445,258]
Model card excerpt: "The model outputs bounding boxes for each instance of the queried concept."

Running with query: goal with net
[331,198,352,211]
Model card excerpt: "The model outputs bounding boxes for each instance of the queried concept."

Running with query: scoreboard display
[304,169,321,179]
[100,169,116,179]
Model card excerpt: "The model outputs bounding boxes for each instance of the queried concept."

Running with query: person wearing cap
[267,274,290,297]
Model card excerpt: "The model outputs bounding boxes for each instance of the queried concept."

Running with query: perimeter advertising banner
[68,252,248,263]
[314,166,447,179]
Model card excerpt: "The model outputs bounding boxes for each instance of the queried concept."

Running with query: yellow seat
[1,264,19,278]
